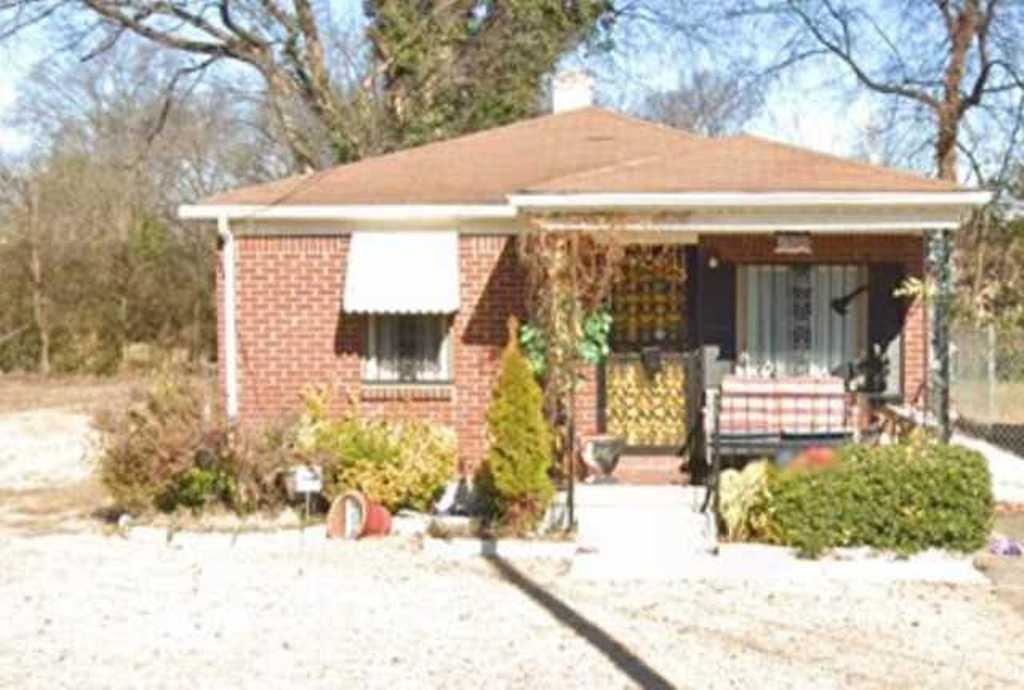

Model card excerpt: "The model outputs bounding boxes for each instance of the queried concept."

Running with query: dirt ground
[0,375,140,536]
[977,512,1024,617]
[0,374,138,415]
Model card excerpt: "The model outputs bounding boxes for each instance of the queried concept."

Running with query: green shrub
[481,319,555,532]
[160,467,236,511]
[750,436,994,557]
[298,390,456,513]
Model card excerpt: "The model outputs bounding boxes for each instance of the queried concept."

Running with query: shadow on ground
[488,556,678,690]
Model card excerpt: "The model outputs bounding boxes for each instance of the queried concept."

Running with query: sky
[0,10,876,164]
[0,28,45,152]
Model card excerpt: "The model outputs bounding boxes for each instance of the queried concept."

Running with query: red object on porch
[788,446,839,471]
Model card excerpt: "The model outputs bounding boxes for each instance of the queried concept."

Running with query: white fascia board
[543,220,954,233]
[178,204,518,221]
[507,191,993,209]
[686,222,953,232]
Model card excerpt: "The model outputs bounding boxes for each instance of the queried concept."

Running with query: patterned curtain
[741,265,866,377]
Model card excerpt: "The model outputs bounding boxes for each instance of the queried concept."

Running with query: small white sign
[775,232,813,255]
[293,465,323,494]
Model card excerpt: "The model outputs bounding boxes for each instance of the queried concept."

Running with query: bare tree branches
[0,45,284,372]
[1,1,362,169]
[641,69,764,136]
[646,0,1024,183]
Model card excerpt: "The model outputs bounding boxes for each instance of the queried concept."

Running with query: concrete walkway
[563,484,712,579]
[555,483,986,584]
[953,432,1024,505]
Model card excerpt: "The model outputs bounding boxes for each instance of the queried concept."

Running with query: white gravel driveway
[2,529,1023,690]
[0,410,96,490]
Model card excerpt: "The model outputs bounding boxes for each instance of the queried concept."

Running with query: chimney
[552,71,594,113]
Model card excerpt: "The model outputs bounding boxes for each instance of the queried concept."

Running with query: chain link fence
[951,325,1024,457]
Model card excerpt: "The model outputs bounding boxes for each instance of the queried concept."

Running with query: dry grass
[0,374,142,415]
[953,381,1024,425]
[0,479,109,536]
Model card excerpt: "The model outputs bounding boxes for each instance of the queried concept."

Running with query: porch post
[928,228,953,442]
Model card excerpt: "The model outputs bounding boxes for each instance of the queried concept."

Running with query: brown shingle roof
[524,134,958,194]
[204,107,956,207]
[206,108,698,206]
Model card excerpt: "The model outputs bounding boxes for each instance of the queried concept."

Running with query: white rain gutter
[507,191,993,209]
[179,204,518,221]
[218,215,240,423]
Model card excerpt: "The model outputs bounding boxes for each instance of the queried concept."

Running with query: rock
[391,510,430,537]
[427,515,481,539]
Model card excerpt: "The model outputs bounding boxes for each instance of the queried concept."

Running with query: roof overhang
[507,191,992,209]
[178,204,517,221]
[179,191,992,233]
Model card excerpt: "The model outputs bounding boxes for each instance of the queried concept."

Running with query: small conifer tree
[483,315,555,531]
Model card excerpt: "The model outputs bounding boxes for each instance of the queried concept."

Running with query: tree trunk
[927,1,982,440]
[935,108,960,182]
[28,237,50,376]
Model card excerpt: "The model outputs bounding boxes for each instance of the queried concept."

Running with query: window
[738,265,867,378]
[364,315,452,383]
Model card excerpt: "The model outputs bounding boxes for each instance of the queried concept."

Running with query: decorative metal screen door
[602,247,687,450]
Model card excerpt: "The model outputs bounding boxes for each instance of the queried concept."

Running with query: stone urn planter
[582,435,625,480]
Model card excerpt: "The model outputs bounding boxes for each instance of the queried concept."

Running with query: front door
[601,246,689,451]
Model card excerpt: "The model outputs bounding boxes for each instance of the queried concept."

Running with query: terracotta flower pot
[326,491,392,539]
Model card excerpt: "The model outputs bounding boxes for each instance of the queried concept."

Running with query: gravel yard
[2,385,1023,689]
[2,529,1023,690]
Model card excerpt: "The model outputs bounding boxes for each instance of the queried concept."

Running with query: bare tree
[641,69,763,135]
[0,0,366,170]
[0,44,273,373]
[662,0,1024,183]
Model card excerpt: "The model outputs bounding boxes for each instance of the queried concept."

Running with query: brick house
[181,75,987,481]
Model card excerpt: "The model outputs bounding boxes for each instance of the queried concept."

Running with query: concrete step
[611,454,688,485]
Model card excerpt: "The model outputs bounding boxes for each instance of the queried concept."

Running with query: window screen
[364,315,452,383]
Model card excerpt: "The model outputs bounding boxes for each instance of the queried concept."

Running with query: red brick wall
[215,231,929,475]
[219,233,525,473]
[701,233,928,405]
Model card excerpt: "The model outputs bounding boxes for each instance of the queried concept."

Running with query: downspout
[218,215,240,423]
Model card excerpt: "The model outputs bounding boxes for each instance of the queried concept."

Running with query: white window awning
[343,231,460,313]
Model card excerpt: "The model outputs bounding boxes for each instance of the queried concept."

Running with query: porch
[587,231,927,484]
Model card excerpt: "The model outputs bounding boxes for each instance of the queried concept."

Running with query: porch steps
[611,454,688,485]
[560,485,716,578]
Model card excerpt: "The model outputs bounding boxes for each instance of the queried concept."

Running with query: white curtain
[741,265,865,377]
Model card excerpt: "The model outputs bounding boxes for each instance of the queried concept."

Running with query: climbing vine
[517,215,629,477]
